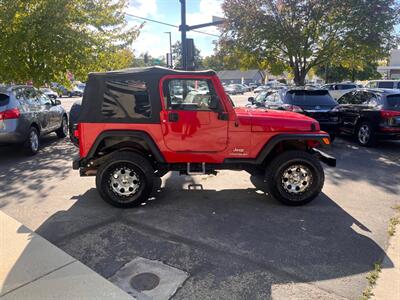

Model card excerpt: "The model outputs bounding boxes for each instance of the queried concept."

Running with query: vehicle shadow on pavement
[32,173,393,299]
[0,135,75,208]
[324,137,400,195]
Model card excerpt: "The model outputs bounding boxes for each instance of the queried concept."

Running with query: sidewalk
[372,223,400,300]
[0,210,133,300]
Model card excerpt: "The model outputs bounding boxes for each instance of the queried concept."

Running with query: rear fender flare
[86,130,165,163]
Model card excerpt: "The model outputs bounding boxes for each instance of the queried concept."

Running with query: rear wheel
[356,121,376,147]
[24,127,40,155]
[56,116,68,138]
[96,152,154,208]
[265,151,324,206]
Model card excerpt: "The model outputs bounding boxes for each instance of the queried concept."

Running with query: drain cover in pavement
[109,257,189,300]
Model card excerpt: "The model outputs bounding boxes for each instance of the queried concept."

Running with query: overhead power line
[125,13,220,38]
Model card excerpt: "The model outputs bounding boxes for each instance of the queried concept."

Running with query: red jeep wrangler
[73,67,335,208]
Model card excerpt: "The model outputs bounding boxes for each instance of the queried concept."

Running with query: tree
[132,53,166,67]
[171,41,203,69]
[315,62,382,83]
[221,0,399,85]
[0,0,141,86]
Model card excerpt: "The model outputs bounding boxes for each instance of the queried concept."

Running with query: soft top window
[0,93,9,106]
[285,90,337,105]
[386,95,400,109]
[102,79,151,119]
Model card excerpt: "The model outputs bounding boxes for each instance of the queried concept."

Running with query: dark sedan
[337,88,400,146]
[248,89,341,140]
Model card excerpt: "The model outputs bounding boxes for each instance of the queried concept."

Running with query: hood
[234,107,320,132]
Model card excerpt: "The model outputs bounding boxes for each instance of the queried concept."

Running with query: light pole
[164,31,173,67]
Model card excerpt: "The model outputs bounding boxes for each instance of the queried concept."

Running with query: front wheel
[96,152,154,208]
[265,151,324,206]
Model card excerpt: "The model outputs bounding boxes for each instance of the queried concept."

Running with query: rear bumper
[311,148,336,167]
[375,131,400,140]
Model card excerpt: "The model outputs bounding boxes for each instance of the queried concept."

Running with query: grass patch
[359,263,382,300]
[388,205,400,236]
[388,217,400,236]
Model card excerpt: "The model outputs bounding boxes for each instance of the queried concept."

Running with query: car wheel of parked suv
[265,151,324,206]
[56,116,68,138]
[356,121,376,147]
[25,127,40,155]
[96,152,154,208]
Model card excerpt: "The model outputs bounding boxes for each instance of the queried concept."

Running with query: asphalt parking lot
[0,95,399,299]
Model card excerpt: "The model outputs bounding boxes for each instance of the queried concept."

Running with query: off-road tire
[96,152,154,208]
[24,127,40,155]
[356,121,376,147]
[265,150,324,206]
[56,116,68,138]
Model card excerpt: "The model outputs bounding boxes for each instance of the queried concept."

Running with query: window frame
[162,77,223,112]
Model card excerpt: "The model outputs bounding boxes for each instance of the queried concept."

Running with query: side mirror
[209,95,219,110]
[248,97,255,104]
[54,99,61,106]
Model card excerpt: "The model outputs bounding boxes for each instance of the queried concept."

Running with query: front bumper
[311,148,336,167]
[317,120,341,135]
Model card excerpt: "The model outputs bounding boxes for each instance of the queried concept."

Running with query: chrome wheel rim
[358,125,370,144]
[30,131,39,152]
[62,118,68,135]
[282,164,312,194]
[109,167,140,197]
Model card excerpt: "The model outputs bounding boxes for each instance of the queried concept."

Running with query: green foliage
[171,41,203,69]
[132,53,166,68]
[315,62,382,83]
[221,0,400,85]
[0,0,141,86]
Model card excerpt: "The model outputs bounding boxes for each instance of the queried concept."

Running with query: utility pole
[179,0,188,70]
[179,0,224,70]
[164,31,173,67]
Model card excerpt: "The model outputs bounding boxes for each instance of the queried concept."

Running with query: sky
[126,0,224,58]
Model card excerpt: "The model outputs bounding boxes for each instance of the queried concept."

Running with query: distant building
[377,49,400,79]
[217,70,264,85]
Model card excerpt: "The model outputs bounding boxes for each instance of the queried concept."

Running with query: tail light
[282,104,303,113]
[380,110,400,119]
[380,110,400,129]
[0,108,20,120]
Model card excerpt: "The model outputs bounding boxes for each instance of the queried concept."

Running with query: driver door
[161,77,229,152]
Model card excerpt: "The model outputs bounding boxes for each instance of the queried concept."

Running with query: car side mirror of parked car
[209,95,220,110]
[248,97,255,104]
[54,99,61,106]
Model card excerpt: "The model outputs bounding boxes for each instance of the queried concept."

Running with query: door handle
[168,112,179,122]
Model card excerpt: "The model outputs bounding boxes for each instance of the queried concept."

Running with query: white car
[322,83,358,100]
[365,80,400,89]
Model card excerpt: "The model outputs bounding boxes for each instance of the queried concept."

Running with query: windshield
[386,95,400,110]
[255,91,268,103]
[285,90,337,106]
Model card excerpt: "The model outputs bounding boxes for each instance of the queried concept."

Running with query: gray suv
[0,85,68,155]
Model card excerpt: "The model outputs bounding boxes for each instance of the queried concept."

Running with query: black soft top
[88,66,215,78]
[79,66,216,123]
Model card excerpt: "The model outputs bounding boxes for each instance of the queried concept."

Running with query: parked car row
[247,87,400,146]
[0,85,68,155]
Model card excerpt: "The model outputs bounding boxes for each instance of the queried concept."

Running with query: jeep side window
[164,79,220,111]
[102,79,151,119]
